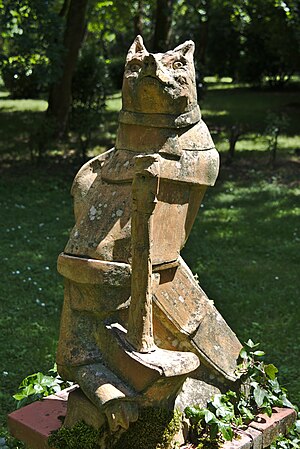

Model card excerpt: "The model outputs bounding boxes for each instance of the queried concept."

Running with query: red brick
[8,398,67,449]
[249,407,297,448]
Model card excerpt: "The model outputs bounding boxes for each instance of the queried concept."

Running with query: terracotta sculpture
[56,36,241,435]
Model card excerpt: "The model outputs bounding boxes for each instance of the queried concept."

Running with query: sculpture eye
[173,61,183,69]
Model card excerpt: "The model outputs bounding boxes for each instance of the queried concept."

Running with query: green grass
[0,163,75,429]
[201,83,300,136]
[0,91,47,162]
[183,164,300,405]
[0,82,299,443]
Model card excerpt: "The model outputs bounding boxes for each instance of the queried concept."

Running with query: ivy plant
[13,364,72,409]
[184,340,297,448]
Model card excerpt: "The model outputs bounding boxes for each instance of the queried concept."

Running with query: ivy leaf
[184,406,204,420]
[204,410,217,424]
[209,422,219,440]
[261,405,273,417]
[219,422,234,441]
[239,348,248,359]
[254,385,267,408]
[245,339,260,349]
[269,378,281,393]
[281,394,294,409]
[265,364,278,380]
[295,419,300,433]
[13,392,26,401]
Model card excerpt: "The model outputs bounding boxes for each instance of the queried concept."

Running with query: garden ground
[0,81,299,441]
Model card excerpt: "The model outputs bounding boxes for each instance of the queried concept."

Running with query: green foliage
[1,55,50,99]
[0,429,24,449]
[236,340,294,417]
[70,44,110,159]
[107,57,125,91]
[13,365,72,409]
[233,0,300,86]
[185,394,235,445]
[0,0,64,97]
[184,341,296,447]
[1,0,300,100]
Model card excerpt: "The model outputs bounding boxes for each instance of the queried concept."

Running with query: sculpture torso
[64,37,218,265]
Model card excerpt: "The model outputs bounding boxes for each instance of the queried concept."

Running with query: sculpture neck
[116,105,201,154]
[118,105,201,129]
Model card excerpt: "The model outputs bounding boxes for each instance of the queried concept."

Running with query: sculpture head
[122,35,198,116]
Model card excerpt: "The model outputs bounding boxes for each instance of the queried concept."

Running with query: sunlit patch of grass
[202,109,229,118]
[183,175,300,406]
[0,96,47,112]
[106,93,122,112]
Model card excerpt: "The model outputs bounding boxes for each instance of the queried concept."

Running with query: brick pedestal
[8,386,297,449]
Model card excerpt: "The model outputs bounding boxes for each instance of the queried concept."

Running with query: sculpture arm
[71,148,115,220]
[126,155,160,353]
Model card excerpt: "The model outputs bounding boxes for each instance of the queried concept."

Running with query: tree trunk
[152,0,174,52]
[134,0,144,36]
[47,0,88,138]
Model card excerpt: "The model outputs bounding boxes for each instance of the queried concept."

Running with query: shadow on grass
[201,86,300,135]
[0,110,44,160]
[0,107,120,165]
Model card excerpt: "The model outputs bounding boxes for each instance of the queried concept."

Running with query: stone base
[8,385,296,449]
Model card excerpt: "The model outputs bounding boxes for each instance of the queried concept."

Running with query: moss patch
[48,408,182,449]
[112,407,182,449]
[48,421,103,449]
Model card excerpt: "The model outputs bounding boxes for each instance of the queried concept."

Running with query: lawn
[0,82,299,443]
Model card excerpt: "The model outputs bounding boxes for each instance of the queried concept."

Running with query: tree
[235,0,300,85]
[47,0,89,138]
[0,0,64,98]
[152,0,175,51]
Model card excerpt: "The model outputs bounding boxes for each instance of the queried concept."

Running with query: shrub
[1,55,50,99]
[70,44,111,160]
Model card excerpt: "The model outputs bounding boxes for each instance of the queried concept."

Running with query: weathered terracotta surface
[56,35,242,435]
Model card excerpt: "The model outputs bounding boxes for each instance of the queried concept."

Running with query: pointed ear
[126,35,148,62]
[173,40,195,59]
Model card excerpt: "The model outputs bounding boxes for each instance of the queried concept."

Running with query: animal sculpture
[56,35,241,433]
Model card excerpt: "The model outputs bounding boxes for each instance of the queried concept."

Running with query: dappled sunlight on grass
[183,173,300,404]
[202,109,229,118]
[0,96,47,112]
[106,93,122,112]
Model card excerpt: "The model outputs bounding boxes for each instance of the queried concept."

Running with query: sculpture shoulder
[71,148,115,199]
[71,148,115,220]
